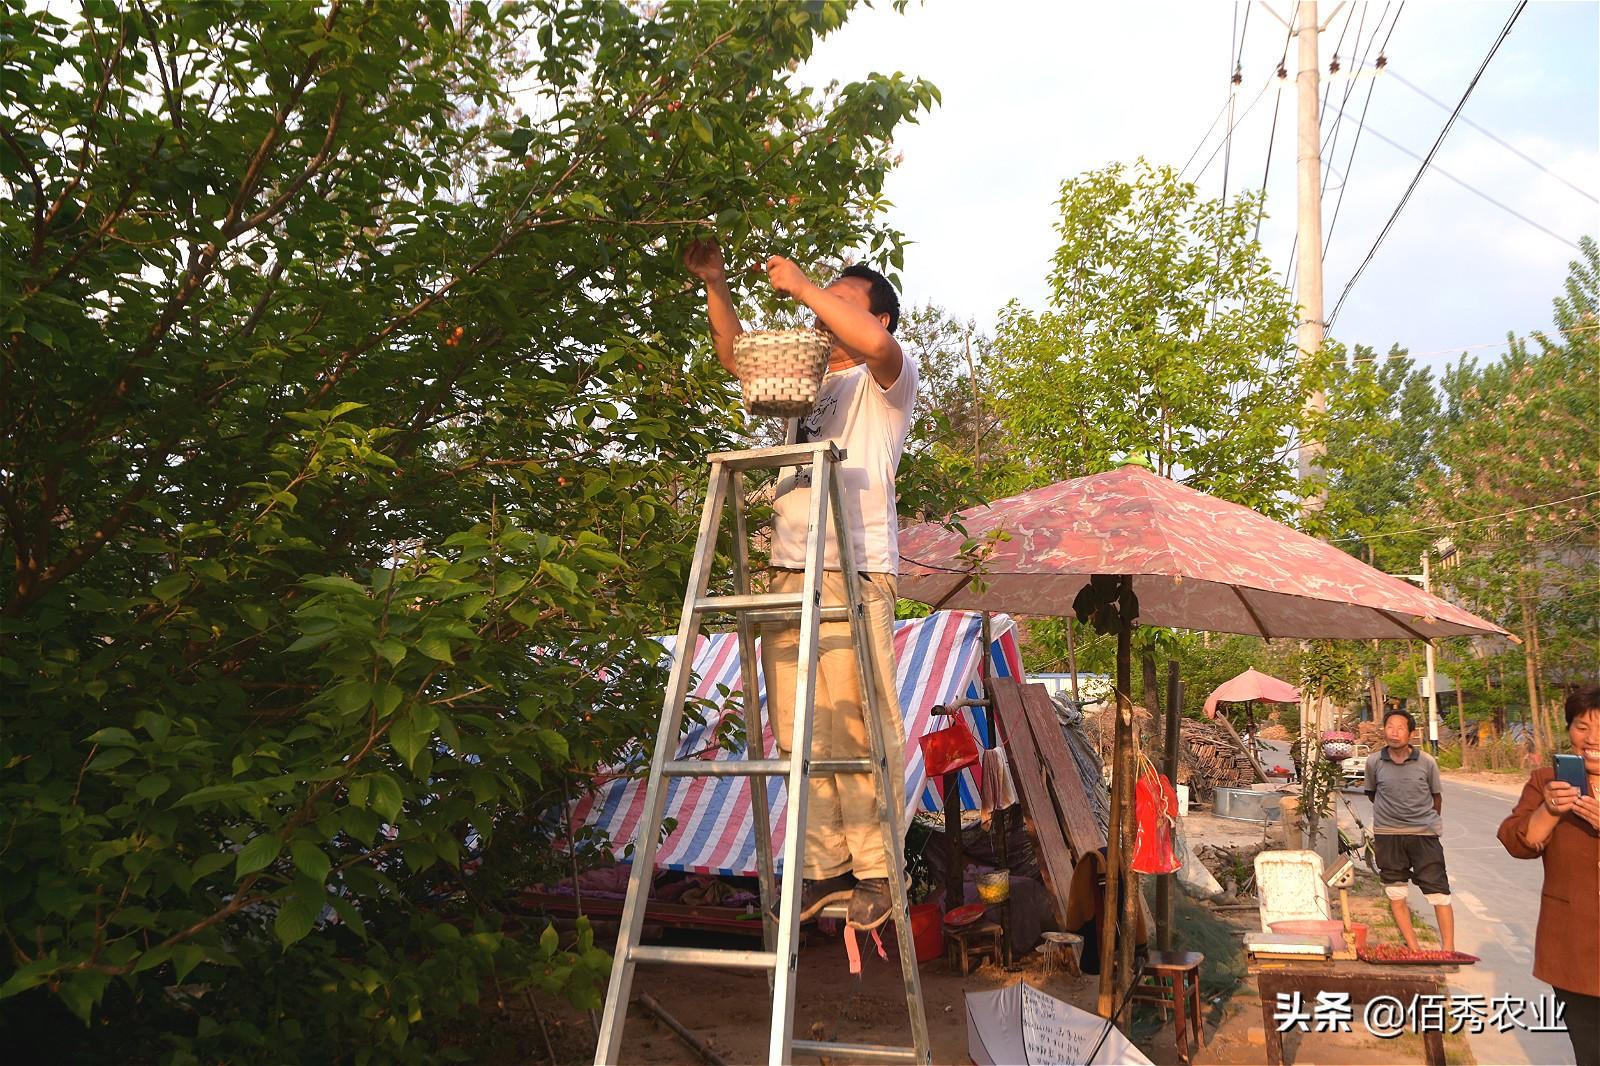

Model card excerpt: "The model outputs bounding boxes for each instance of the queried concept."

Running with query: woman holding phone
[1497,686,1600,1065]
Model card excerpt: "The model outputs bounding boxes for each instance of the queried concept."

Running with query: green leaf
[135,774,171,801]
[368,774,403,823]
[235,834,282,878]
[374,638,406,665]
[417,634,453,662]
[0,958,58,999]
[85,727,137,746]
[152,573,190,602]
[690,114,714,145]
[273,891,323,948]
[290,841,331,884]
[328,894,367,940]
[172,944,206,983]
[539,923,558,956]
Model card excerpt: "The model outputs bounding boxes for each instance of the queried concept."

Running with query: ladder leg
[592,464,732,1066]
[730,470,778,960]
[767,451,832,1066]
[828,470,932,1064]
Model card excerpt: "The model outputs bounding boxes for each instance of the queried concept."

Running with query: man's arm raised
[685,238,742,376]
[765,255,903,389]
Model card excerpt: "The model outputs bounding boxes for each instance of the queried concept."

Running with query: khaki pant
[760,569,904,880]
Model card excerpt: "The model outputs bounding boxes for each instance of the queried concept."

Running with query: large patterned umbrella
[897,463,1507,640]
[896,463,1507,1019]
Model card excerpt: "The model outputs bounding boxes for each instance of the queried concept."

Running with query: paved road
[1341,775,1572,1066]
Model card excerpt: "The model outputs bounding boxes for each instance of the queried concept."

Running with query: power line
[1220,1,1251,213]
[1194,77,1274,183]
[1327,0,1530,328]
[1324,2,1406,260]
[1331,491,1600,543]
[1252,15,1298,242]
[1386,67,1599,204]
[1180,98,1235,180]
[1334,110,1581,252]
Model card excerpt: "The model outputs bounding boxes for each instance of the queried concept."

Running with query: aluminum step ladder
[592,441,931,1065]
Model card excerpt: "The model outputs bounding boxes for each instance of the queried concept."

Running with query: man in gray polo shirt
[1365,708,1455,951]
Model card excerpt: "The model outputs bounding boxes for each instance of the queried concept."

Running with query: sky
[795,0,1600,376]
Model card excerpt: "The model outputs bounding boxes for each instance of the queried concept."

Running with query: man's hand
[685,237,728,284]
[1541,778,1580,817]
[764,255,814,300]
[1570,793,1600,831]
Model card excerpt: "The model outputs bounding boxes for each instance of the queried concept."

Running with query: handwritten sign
[967,981,1153,1065]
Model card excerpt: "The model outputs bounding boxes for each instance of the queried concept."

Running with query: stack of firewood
[1175,720,1260,801]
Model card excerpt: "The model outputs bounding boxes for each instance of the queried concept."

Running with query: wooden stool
[1130,949,1205,1064]
[946,920,1003,976]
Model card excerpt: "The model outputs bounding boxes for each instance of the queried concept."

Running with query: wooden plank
[987,677,1075,929]
[1017,681,1106,862]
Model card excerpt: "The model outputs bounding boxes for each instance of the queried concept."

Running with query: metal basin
[1214,787,1284,823]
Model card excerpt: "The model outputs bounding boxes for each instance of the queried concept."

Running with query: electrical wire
[1330,492,1600,543]
[1323,2,1407,260]
[1385,67,1598,204]
[1287,2,1388,290]
[1180,97,1236,180]
[1327,0,1530,328]
[1220,1,1251,211]
[1194,77,1274,183]
[1317,2,1371,196]
[1252,15,1298,242]
[1334,111,1581,252]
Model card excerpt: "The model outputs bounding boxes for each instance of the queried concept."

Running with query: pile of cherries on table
[1358,945,1481,965]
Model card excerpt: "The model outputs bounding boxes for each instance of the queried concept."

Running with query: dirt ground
[517,803,1490,1065]
[531,925,1228,1065]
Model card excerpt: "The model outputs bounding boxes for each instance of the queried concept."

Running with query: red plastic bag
[1130,761,1181,874]
[919,714,980,777]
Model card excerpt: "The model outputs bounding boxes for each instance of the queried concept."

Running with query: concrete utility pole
[1295,0,1329,515]
[1421,552,1441,754]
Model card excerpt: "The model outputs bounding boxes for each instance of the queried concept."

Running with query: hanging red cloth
[1130,760,1181,874]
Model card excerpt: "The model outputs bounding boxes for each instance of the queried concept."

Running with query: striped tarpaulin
[571,610,1023,876]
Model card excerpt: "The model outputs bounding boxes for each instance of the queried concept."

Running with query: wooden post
[1158,662,1182,951]
[1096,592,1131,1017]
[1114,583,1139,1021]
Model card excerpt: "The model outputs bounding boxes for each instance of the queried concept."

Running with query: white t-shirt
[769,357,918,574]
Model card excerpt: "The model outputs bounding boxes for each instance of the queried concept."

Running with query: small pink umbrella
[1203,668,1301,720]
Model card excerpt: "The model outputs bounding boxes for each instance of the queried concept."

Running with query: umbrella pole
[1097,581,1138,1019]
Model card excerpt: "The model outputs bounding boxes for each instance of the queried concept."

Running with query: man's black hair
[1383,708,1417,732]
[1564,686,1600,726]
[836,264,900,334]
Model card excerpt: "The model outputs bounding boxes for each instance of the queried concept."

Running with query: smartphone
[1553,753,1591,796]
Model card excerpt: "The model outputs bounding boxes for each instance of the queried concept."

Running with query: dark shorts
[1374,834,1450,896]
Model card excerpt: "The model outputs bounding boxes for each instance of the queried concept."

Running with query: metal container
[1213,787,1285,823]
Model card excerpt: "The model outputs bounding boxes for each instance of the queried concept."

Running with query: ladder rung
[744,605,852,625]
[709,441,843,471]
[811,757,874,774]
[629,944,777,971]
[663,758,792,778]
[696,591,800,612]
[791,1039,921,1062]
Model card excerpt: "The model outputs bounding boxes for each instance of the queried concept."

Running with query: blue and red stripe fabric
[570,610,1022,877]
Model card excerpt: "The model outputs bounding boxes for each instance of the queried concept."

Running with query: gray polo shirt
[1364,745,1442,835]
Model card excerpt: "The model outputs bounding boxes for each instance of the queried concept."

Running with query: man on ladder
[685,237,918,932]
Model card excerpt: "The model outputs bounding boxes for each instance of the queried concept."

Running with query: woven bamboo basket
[732,328,831,418]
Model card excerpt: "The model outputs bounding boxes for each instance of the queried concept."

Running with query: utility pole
[1420,552,1441,754]
[1295,0,1329,518]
